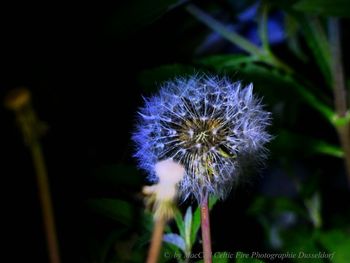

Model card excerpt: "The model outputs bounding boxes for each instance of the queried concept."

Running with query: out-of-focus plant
[4,88,61,263]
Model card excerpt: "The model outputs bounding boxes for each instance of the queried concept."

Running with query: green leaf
[294,0,350,17]
[284,13,308,62]
[186,4,262,56]
[258,3,270,52]
[296,15,332,87]
[311,139,344,158]
[304,193,322,228]
[318,229,350,263]
[191,206,201,247]
[174,208,186,240]
[184,206,192,252]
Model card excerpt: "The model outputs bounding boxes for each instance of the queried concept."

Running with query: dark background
[1,2,192,262]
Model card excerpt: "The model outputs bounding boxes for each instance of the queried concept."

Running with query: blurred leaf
[304,192,322,228]
[163,233,186,252]
[311,140,344,158]
[284,14,308,62]
[198,55,334,123]
[174,208,186,240]
[294,0,350,17]
[138,64,196,92]
[107,0,183,37]
[87,198,134,226]
[318,229,350,263]
[184,206,192,252]
[271,130,343,158]
[191,196,218,246]
[258,4,270,52]
[186,4,262,56]
[296,15,331,86]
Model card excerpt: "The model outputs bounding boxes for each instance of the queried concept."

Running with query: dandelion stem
[31,140,61,263]
[200,193,212,263]
[146,216,166,263]
[4,88,61,263]
[328,18,350,185]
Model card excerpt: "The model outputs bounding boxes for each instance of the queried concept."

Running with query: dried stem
[328,18,350,184]
[31,140,61,263]
[4,88,61,263]
[200,193,212,263]
[146,217,166,263]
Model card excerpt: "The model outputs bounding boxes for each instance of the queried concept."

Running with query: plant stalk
[328,18,350,184]
[200,193,212,263]
[4,88,61,263]
[31,141,61,263]
[146,216,166,263]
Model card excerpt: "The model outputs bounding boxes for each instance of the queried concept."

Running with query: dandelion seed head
[133,75,271,201]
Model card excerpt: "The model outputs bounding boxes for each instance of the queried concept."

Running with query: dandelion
[133,74,271,263]
[133,75,271,201]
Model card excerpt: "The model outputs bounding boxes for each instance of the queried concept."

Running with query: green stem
[328,18,350,184]
[258,3,270,52]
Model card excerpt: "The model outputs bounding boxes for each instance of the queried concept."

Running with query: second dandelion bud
[133,75,271,202]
